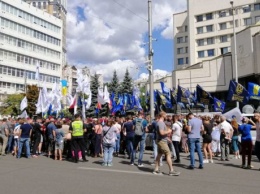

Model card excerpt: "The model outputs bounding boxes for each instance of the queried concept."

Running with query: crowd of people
[0,111,260,176]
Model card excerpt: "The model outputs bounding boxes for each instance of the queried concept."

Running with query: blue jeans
[6,135,14,153]
[133,135,145,164]
[126,136,134,162]
[232,136,239,152]
[17,138,31,158]
[103,143,115,164]
[152,139,162,164]
[114,134,120,153]
[188,138,203,167]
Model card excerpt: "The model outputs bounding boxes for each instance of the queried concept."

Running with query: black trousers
[172,141,180,161]
[71,137,86,161]
[32,134,41,155]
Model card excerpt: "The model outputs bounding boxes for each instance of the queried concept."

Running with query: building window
[254,3,260,11]
[196,15,203,22]
[219,11,226,17]
[243,5,251,13]
[43,2,47,9]
[198,51,204,58]
[186,57,189,64]
[219,22,227,30]
[185,36,188,43]
[256,16,260,24]
[185,25,188,32]
[206,13,213,20]
[244,18,252,26]
[177,48,183,54]
[206,25,213,32]
[220,47,229,55]
[207,49,215,57]
[197,39,204,46]
[177,58,184,65]
[177,37,183,44]
[207,37,214,45]
[197,27,203,34]
[38,2,41,9]
[32,2,36,7]
[185,47,188,53]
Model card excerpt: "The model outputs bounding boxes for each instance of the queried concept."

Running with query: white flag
[36,89,43,114]
[103,85,110,104]
[86,93,92,110]
[98,87,106,105]
[35,61,40,81]
[19,110,28,118]
[20,96,28,111]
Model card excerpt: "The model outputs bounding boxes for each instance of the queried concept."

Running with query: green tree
[86,74,100,117]
[120,68,133,94]
[0,93,24,116]
[27,85,39,117]
[108,70,120,95]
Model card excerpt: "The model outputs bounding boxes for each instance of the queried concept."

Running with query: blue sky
[66,0,186,81]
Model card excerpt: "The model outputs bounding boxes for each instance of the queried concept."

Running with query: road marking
[78,167,156,176]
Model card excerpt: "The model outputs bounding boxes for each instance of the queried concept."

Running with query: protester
[151,115,162,166]
[113,117,121,157]
[202,116,213,164]
[254,112,260,170]
[132,112,148,167]
[102,120,118,166]
[186,113,204,169]
[32,118,42,158]
[17,118,32,159]
[153,111,180,176]
[69,114,87,163]
[220,116,233,161]
[6,117,14,154]
[0,118,9,156]
[54,121,65,161]
[231,117,240,159]
[46,118,57,158]
[239,117,256,169]
[13,118,23,157]
[172,114,182,163]
[93,119,103,158]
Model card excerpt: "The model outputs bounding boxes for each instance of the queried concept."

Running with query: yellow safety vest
[71,120,83,137]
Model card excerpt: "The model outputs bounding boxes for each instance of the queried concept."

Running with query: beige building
[172,24,260,93]
[173,0,260,70]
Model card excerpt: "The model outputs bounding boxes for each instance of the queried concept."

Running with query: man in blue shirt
[17,118,32,159]
[187,113,204,169]
[132,112,148,167]
[46,118,57,158]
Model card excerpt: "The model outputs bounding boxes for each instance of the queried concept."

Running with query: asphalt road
[0,151,259,194]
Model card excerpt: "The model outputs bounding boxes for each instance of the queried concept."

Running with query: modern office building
[0,0,63,101]
[173,0,260,70]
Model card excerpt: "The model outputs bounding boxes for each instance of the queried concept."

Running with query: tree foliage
[0,93,24,116]
[120,69,133,94]
[86,74,100,117]
[108,70,120,95]
[27,85,39,117]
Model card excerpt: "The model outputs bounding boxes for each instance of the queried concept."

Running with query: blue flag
[248,82,260,100]
[196,85,213,105]
[157,90,172,109]
[227,81,250,104]
[160,82,170,99]
[214,97,226,112]
[177,85,191,105]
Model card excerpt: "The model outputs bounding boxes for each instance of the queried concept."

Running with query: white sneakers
[203,159,214,164]
[235,155,241,159]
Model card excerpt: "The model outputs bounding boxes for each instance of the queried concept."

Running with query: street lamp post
[230,1,239,109]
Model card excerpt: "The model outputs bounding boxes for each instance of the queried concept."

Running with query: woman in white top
[172,115,183,163]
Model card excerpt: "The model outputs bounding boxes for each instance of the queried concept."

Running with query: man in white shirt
[113,117,122,156]
[172,115,182,163]
[220,116,233,161]
[254,112,260,170]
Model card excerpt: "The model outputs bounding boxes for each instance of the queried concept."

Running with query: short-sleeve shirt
[124,121,134,137]
[0,123,8,136]
[47,123,57,139]
[187,117,202,139]
[156,121,167,142]
[55,128,65,143]
[102,125,117,144]
[20,123,32,138]
[172,121,183,142]
[239,124,252,142]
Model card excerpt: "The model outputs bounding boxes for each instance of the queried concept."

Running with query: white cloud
[66,0,186,81]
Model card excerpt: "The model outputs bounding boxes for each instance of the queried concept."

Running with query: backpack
[134,119,144,136]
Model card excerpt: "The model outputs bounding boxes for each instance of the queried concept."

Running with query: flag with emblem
[248,82,260,100]
[213,97,226,112]
[227,81,250,104]
[196,85,213,105]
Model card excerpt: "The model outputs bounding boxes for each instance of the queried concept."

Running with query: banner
[213,97,226,112]
[196,85,213,105]
[227,80,250,104]
[157,90,172,109]
[248,82,260,100]
[177,85,191,105]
